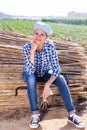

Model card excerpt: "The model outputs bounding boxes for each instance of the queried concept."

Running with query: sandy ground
[0,101,87,130]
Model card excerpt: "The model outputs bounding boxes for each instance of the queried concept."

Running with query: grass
[0,20,87,47]
[0,20,35,35]
[50,23,87,44]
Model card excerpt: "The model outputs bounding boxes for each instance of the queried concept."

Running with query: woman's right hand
[31,41,39,52]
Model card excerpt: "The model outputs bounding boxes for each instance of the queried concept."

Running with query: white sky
[0,0,87,16]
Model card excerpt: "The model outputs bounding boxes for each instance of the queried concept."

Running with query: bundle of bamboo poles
[0,30,87,112]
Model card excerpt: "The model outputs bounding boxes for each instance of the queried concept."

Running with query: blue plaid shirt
[23,41,61,77]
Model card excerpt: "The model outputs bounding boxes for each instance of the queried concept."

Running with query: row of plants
[42,17,87,25]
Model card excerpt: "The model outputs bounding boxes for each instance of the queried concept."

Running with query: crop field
[0,19,87,46]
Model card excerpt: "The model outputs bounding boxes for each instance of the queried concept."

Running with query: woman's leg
[54,74,75,113]
[43,73,85,128]
[43,72,75,113]
[22,72,39,114]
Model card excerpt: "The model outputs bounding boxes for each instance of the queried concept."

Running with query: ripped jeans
[22,72,75,115]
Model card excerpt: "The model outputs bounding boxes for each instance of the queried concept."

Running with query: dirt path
[0,105,87,130]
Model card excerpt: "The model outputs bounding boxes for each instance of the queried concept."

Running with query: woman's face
[33,29,48,45]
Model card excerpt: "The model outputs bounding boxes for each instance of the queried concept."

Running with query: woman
[22,21,85,129]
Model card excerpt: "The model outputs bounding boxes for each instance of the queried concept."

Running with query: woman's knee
[22,72,36,85]
[55,74,67,86]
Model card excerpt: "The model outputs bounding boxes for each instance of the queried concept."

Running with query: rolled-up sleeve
[50,45,61,77]
[23,43,35,74]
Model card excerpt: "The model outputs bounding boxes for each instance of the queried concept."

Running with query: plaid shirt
[23,41,61,77]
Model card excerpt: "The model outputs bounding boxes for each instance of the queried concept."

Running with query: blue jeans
[22,72,75,114]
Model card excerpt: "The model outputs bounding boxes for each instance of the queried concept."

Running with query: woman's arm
[42,44,61,99]
[30,41,38,64]
[23,42,35,74]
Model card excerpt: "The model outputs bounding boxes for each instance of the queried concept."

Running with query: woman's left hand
[43,83,51,100]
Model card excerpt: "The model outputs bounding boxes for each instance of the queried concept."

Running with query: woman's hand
[31,41,39,52]
[43,76,56,99]
[43,83,51,100]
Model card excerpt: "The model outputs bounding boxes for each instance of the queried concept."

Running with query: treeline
[42,18,87,25]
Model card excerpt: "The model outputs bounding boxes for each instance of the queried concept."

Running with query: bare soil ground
[0,101,87,130]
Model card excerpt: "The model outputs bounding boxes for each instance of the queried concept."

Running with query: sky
[0,0,87,16]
